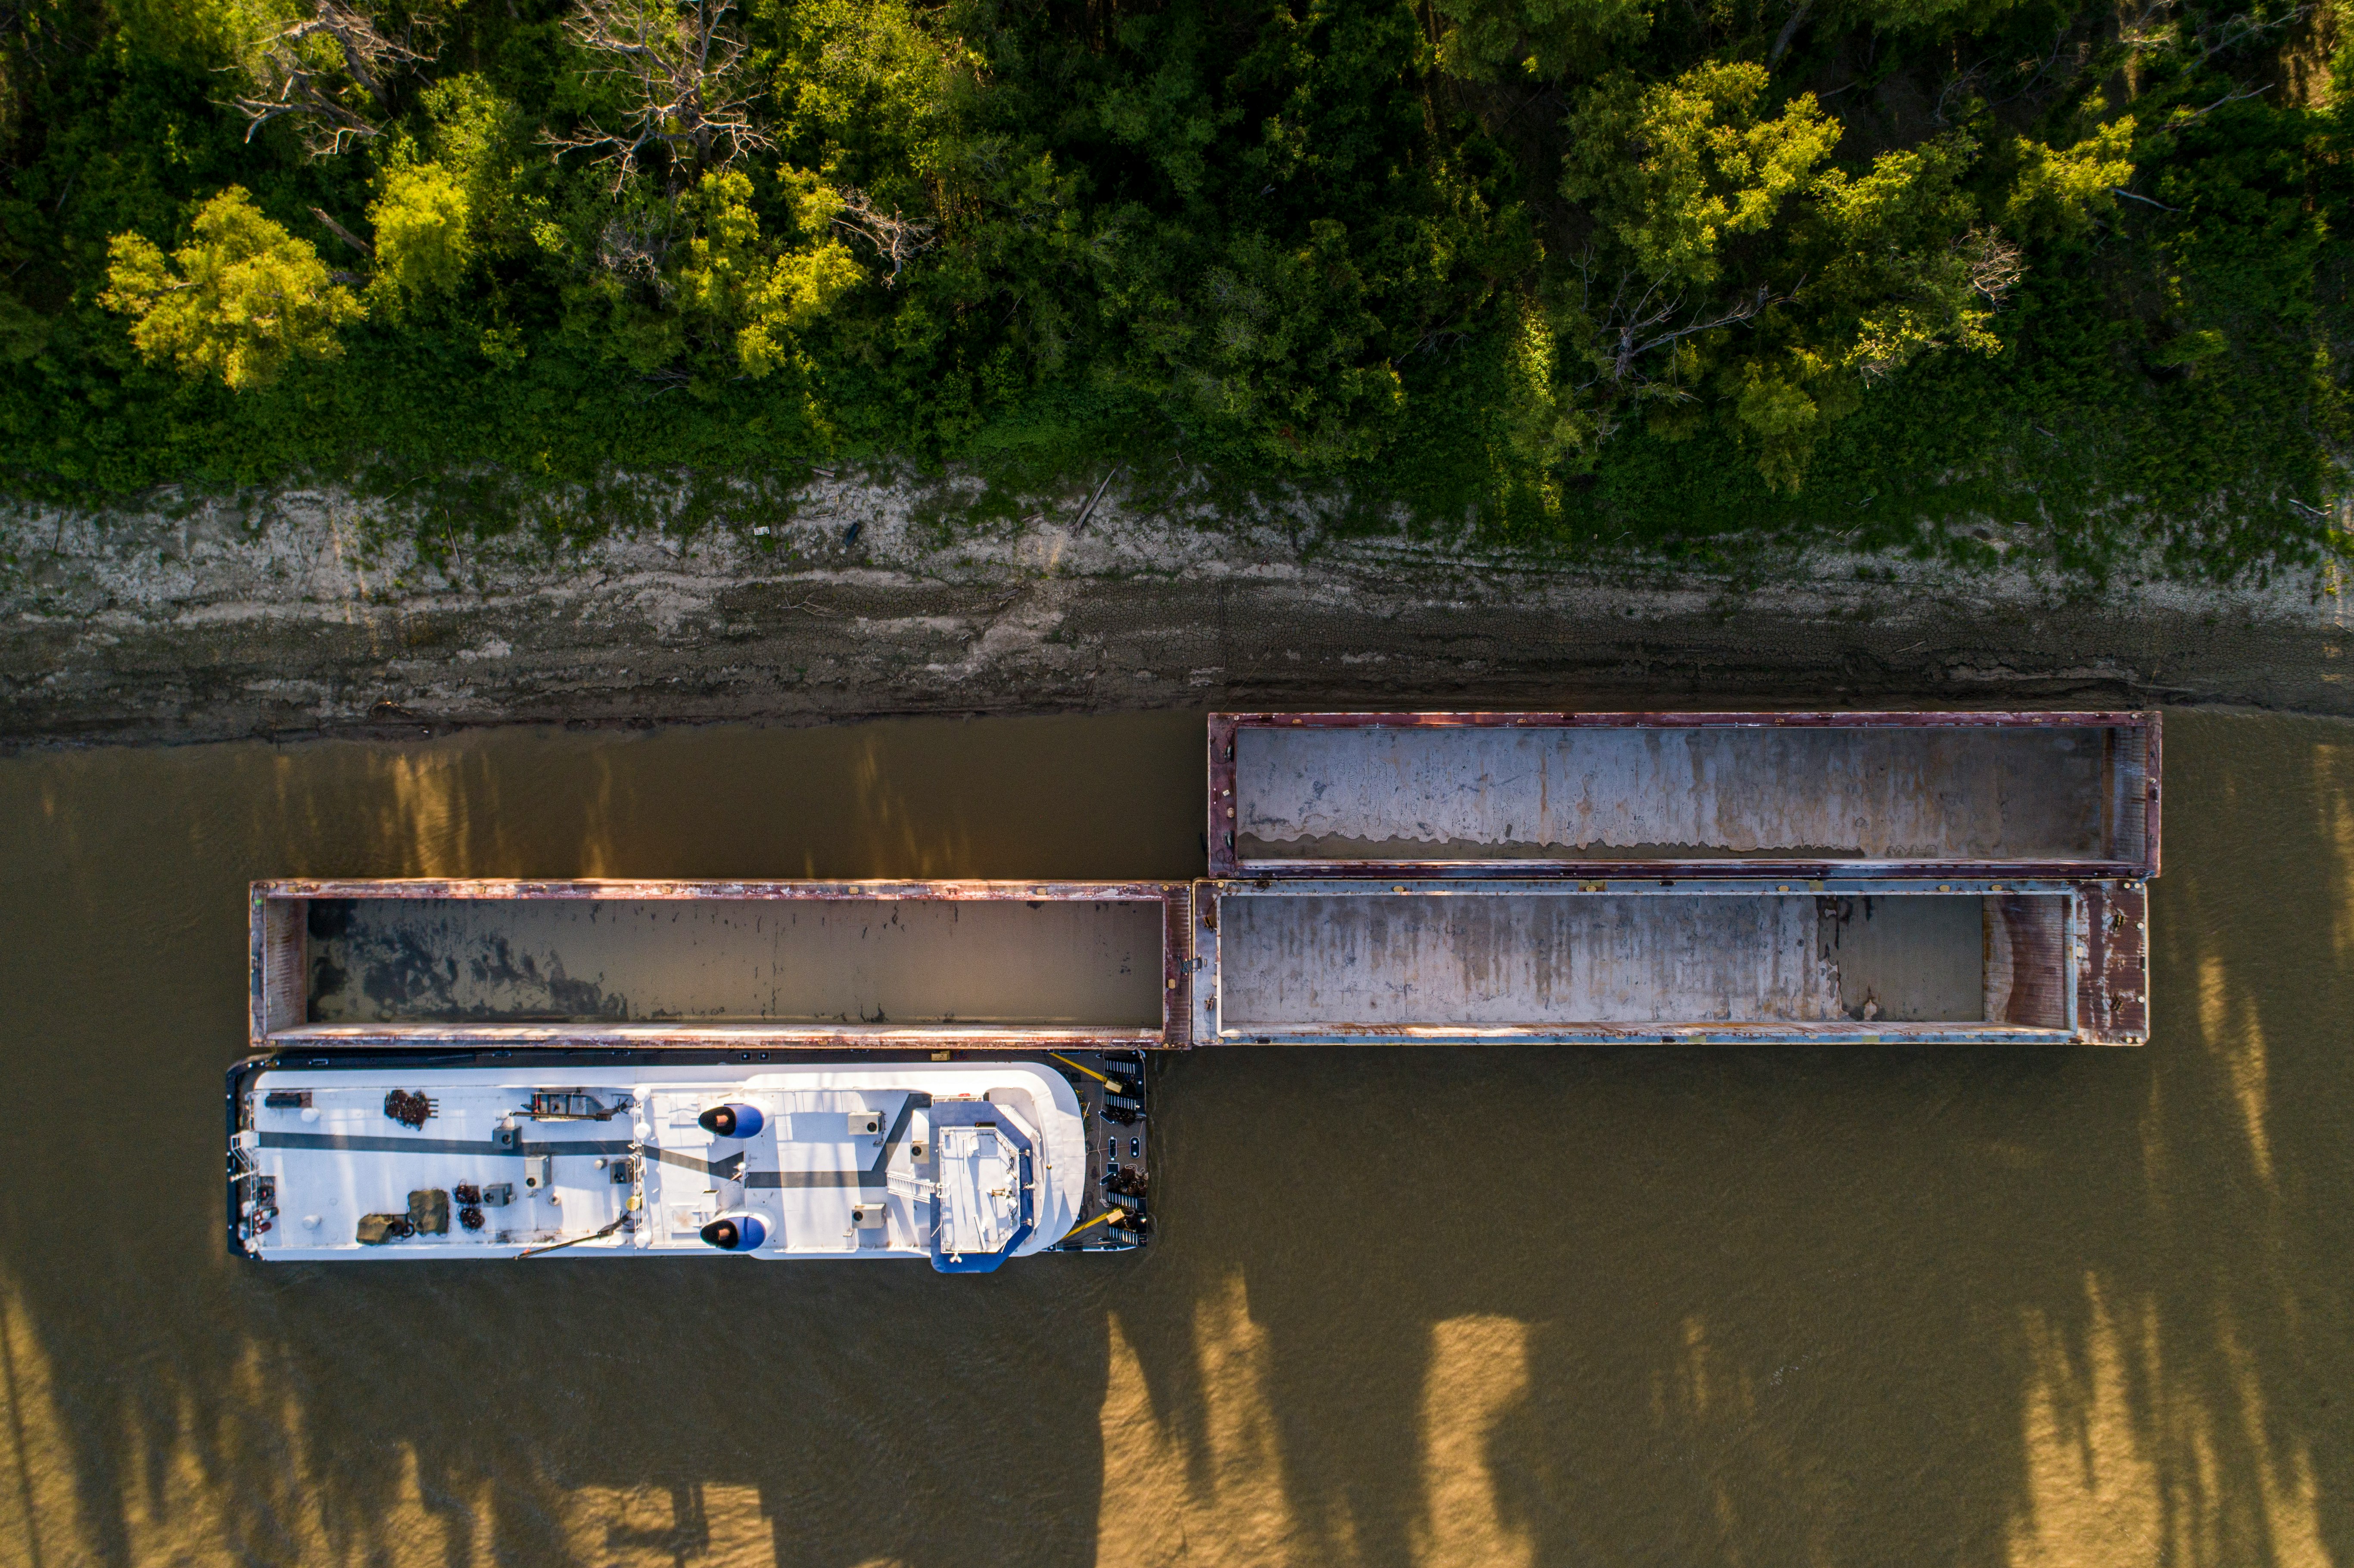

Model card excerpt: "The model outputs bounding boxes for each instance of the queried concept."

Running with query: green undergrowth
[3,0,2352,585]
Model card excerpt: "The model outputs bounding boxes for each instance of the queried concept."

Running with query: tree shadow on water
[1099,712,2354,1568]
[0,729,1164,1568]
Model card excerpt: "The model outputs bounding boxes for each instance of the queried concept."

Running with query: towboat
[227,1052,1152,1269]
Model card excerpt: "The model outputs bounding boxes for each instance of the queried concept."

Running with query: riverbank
[4,474,2350,748]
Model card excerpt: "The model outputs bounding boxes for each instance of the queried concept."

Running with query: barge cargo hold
[252,880,1193,1051]
[1189,879,2149,1045]
[227,1054,1149,1269]
[1208,711,2160,880]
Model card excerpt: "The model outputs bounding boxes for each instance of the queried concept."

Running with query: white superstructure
[231,1060,1089,1272]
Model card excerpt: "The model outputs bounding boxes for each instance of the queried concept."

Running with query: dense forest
[0,0,2348,570]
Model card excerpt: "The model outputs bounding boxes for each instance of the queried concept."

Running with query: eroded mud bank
[5,476,2350,747]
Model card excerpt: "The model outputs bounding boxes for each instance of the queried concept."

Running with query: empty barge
[253,879,1193,1050]
[1208,711,2158,880]
[1188,878,2146,1045]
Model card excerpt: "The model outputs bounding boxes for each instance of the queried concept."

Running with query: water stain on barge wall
[0,711,2350,1567]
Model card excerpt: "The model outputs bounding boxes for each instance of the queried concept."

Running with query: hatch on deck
[929,1100,1037,1273]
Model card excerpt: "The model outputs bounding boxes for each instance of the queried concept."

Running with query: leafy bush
[99,185,363,388]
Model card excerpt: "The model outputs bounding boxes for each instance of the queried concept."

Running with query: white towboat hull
[230,1058,1097,1272]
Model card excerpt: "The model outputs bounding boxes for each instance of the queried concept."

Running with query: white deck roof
[235,1061,1086,1269]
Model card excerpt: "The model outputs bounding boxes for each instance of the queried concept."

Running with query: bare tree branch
[311,206,373,257]
[1612,283,1788,384]
[1932,59,1992,126]
[597,206,677,294]
[2122,0,2310,61]
[2117,0,2175,50]
[2170,82,2272,123]
[829,186,936,286]
[230,1,435,158]
[544,0,772,191]
[1565,252,1789,390]
[1767,0,1813,69]
[1936,19,2079,125]
[1958,227,2024,304]
[1981,23,2082,113]
[2190,2,2310,60]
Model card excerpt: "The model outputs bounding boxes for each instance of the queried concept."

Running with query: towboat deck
[229,1052,1152,1266]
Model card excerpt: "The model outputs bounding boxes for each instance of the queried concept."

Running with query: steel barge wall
[252,880,1195,1051]
[1208,711,2160,881]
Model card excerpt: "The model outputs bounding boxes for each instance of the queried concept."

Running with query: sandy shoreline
[5,475,2351,747]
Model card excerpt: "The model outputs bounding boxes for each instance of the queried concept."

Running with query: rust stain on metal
[1161,893,1193,1048]
[2075,882,2151,1045]
[270,1023,1171,1048]
[263,877,1189,902]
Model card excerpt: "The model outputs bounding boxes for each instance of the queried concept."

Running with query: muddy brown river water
[1,710,2349,1567]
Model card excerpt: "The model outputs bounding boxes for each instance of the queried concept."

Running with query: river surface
[0,710,2348,1568]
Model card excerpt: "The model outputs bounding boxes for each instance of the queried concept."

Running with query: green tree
[1806,135,2015,383]
[672,168,863,376]
[1561,62,1840,287]
[100,187,365,389]
[2002,120,2136,240]
[1431,0,1653,83]
[1532,70,2022,487]
[367,161,472,311]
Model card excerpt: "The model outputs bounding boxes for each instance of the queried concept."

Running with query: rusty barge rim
[1213,861,2152,883]
[1190,876,2144,894]
[266,1024,1174,1045]
[1208,708,2159,728]
[1193,1024,2096,1044]
[254,878,1189,901]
